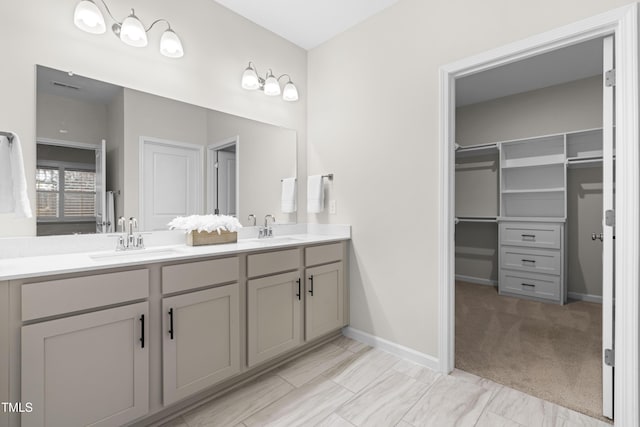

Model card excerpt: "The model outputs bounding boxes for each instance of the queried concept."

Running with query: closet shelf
[502,188,565,194]
[501,157,565,169]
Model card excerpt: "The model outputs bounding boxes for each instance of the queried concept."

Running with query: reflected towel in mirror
[281,177,297,213]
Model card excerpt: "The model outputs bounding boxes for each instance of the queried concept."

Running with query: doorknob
[592,232,603,241]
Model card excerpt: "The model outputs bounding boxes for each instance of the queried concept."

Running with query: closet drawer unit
[500,222,561,249]
[500,246,561,275]
[499,270,560,301]
[248,249,300,278]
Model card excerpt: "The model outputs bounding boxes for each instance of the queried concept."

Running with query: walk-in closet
[453,36,610,421]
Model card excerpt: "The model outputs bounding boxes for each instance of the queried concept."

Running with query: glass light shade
[74,0,106,34]
[160,29,184,58]
[282,81,299,101]
[263,75,281,96]
[241,67,260,90]
[120,13,148,47]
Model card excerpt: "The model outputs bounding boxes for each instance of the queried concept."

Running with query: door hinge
[605,69,616,87]
[605,209,615,227]
[605,348,615,367]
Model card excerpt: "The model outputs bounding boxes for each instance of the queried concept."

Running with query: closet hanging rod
[0,131,14,145]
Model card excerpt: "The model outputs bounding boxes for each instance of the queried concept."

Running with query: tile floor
[160,336,610,427]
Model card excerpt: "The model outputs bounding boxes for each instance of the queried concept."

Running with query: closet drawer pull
[521,234,536,240]
[521,283,536,288]
[521,259,536,264]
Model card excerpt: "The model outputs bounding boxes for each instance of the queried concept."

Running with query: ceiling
[456,37,604,107]
[37,66,121,105]
[213,0,401,50]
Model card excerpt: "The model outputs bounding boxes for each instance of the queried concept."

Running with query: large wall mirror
[34,65,297,236]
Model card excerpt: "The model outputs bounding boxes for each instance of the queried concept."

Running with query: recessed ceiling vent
[51,81,81,91]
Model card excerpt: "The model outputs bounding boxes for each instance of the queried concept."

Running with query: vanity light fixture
[241,62,299,102]
[73,0,184,58]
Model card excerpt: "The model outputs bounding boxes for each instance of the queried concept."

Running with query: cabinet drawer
[500,270,560,301]
[248,249,300,278]
[500,222,561,249]
[305,242,343,267]
[162,257,239,294]
[22,269,148,321]
[500,247,561,275]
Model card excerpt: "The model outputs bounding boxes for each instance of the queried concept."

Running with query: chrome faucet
[248,214,256,226]
[116,216,145,251]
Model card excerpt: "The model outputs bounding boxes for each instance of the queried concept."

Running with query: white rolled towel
[307,175,324,213]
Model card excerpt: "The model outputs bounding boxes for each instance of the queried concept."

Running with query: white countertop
[0,225,350,281]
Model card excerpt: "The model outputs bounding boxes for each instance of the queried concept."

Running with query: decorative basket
[187,230,238,246]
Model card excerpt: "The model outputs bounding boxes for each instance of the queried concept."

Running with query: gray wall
[455,75,603,297]
[306,0,627,356]
[36,92,107,145]
[207,111,297,225]
[123,89,208,222]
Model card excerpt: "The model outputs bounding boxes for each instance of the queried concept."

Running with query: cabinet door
[162,284,240,405]
[305,262,344,341]
[247,271,302,367]
[21,302,149,427]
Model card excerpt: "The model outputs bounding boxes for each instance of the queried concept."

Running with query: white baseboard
[455,274,497,287]
[342,327,440,372]
[567,292,603,304]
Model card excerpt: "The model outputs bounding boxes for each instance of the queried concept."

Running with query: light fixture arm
[95,0,119,23]
[277,74,293,83]
[146,18,172,33]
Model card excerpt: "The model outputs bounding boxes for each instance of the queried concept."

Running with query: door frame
[438,4,639,424]
[206,136,240,216]
[138,136,204,230]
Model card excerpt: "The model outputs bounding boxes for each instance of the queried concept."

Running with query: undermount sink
[243,236,305,244]
[89,247,184,262]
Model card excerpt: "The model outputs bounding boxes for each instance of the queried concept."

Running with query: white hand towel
[281,177,297,213]
[0,133,32,218]
[307,175,324,213]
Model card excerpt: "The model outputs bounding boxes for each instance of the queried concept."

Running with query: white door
[141,138,202,230]
[601,35,615,420]
[95,139,106,233]
[217,150,237,216]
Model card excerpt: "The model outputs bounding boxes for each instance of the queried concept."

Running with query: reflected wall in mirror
[35,65,297,235]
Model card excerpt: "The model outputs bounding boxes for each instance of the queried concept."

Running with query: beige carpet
[455,281,606,421]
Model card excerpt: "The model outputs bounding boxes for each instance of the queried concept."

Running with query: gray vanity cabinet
[21,302,149,427]
[19,269,150,427]
[161,257,241,406]
[247,271,302,367]
[304,243,346,341]
[162,284,240,405]
[246,249,302,367]
[305,262,344,341]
